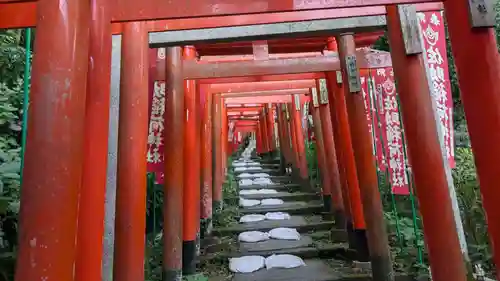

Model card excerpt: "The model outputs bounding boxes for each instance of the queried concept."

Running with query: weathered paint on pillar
[200,88,213,237]
[317,81,346,226]
[75,0,110,279]
[387,6,468,281]
[15,0,89,279]
[291,97,308,181]
[325,38,367,258]
[444,1,500,278]
[337,34,393,279]
[163,46,184,281]
[310,103,332,211]
[102,35,122,281]
[182,46,200,275]
[212,95,223,211]
[113,21,149,281]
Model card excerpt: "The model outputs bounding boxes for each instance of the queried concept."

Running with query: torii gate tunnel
[2,0,500,281]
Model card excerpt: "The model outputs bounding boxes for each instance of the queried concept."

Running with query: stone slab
[238,192,318,201]
[234,169,281,176]
[238,184,300,191]
[240,236,314,253]
[240,201,324,215]
[232,259,342,281]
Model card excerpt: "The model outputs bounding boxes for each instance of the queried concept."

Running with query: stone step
[213,217,346,240]
[238,183,301,191]
[230,192,319,202]
[240,201,324,215]
[233,169,282,176]
[232,259,342,281]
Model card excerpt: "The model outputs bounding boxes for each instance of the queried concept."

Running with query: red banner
[371,68,410,195]
[418,11,455,168]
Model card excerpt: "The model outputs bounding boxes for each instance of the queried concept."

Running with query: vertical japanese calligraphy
[147,48,166,184]
[418,11,455,168]
[371,68,409,195]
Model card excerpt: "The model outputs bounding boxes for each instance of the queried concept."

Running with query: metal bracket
[398,5,422,55]
[336,71,343,84]
[319,79,329,104]
[311,88,320,107]
[468,0,495,27]
[345,55,361,93]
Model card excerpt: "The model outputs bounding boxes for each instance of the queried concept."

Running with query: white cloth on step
[239,179,254,186]
[239,198,261,207]
[239,189,260,195]
[235,167,247,172]
[265,212,291,221]
[260,198,284,206]
[239,214,266,223]
[268,227,301,240]
[254,173,270,178]
[247,166,263,171]
[253,177,273,186]
[238,231,270,243]
[256,189,278,194]
[238,173,253,179]
[229,256,266,273]
[265,254,306,270]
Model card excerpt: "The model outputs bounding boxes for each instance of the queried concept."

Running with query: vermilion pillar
[310,103,332,211]
[212,95,223,211]
[338,34,392,278]
[75,0,110,279]
[256,122,263,154]
[276,104,288,173]
[445,1,500,277]
[280,105,293,167]
[266,104,276,153]
[15,0,89,279]
[113,22,149,281]
[291,96,309,183]
[221,103,228,176]
[317,81,346,226]
[288,103,299,169]
[260,109,270,154]
[200,88,213,237]
[164,46,184,281]
[182,46,200,275]
[325,38,366,259]
[387,6,468,281]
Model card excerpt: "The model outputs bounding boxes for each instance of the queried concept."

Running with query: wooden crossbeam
[0,2,442,29]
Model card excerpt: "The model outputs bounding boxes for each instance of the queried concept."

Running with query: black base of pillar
[162,269,182,281]
[353,228,370,262]
[182,240,197,275]
[333,209,346,228]
[213,200,223,213]
[371,254,393,280]
[323,195,332,212]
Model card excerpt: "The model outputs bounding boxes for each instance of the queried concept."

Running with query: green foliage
[0,29,30,215]
[453,148,493,272]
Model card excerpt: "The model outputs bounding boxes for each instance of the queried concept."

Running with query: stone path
[204,153,374,281]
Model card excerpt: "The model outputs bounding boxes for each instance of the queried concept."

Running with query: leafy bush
[453,148,493,273]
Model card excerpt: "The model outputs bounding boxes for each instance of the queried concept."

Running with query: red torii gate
[2,0,499,281]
